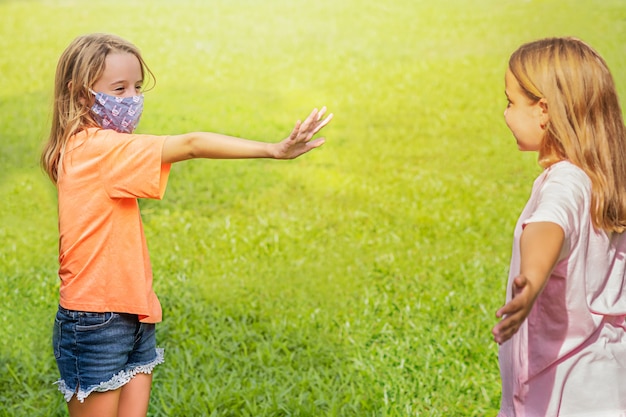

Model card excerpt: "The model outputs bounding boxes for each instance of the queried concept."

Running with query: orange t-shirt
[57,127,171,323]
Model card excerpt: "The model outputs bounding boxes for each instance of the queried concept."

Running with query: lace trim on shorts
[55,347,164,403]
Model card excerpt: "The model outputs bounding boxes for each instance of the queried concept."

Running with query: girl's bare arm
[491,221,564,344]
[162,107,332,164]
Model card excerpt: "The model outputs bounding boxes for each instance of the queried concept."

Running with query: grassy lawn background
[1,0,625,415]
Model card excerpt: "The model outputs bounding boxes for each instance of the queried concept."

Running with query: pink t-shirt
[498,161,626,416]
[57,127,171,323]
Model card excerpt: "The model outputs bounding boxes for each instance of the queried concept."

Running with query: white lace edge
[54,347,164,403]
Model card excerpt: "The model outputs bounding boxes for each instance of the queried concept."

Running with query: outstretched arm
[162,107,332,164]
[491,221,564,344]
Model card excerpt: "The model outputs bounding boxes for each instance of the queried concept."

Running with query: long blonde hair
[509,37,626,232]
[41,33,154,183]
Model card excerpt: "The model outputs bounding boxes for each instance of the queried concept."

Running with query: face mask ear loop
[79,88,95,112]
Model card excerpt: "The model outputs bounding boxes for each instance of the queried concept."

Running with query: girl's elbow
[184,134,201,159]
[164,134,197,162]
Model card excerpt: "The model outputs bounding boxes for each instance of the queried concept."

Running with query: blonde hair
[509,37,626,232]
[41,33,154,183]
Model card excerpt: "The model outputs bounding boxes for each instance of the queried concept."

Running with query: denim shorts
[52,305,164,403]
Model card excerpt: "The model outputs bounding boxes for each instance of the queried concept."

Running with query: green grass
[2,0,626,415]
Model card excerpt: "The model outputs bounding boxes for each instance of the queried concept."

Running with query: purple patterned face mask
[89,89,144,133]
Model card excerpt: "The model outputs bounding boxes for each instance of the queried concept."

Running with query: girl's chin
[515,141,539,152]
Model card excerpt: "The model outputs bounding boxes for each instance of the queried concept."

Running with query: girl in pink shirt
[41,33,332,417]
[493,37,626,416]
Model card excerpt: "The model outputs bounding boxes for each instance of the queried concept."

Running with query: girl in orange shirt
[41,33,332,417]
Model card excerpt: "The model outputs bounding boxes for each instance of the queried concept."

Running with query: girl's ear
[69,81,89,106]
[538,98,550,129]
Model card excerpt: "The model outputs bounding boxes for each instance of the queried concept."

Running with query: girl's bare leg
[117,373,153,417]
[68,389,121,417]
[66,373,152,417]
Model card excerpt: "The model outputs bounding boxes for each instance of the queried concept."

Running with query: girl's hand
[272,107,333,159]
[491,274,536,344]
[492,222,564,345]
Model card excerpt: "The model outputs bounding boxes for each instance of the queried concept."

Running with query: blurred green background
[1,0,625,415]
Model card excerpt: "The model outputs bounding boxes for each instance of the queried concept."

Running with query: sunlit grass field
[1,0,626,415]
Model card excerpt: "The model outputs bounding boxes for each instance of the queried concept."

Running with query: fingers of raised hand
[288,121,302,141]
[314,110,333,134]
[299,107,333,139]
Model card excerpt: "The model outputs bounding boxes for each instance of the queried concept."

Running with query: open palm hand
[273,107,333,159]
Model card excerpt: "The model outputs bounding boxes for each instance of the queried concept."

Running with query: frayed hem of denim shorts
[54,347,164,403]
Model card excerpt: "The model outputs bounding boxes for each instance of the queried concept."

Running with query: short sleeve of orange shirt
[57,128,171,323]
